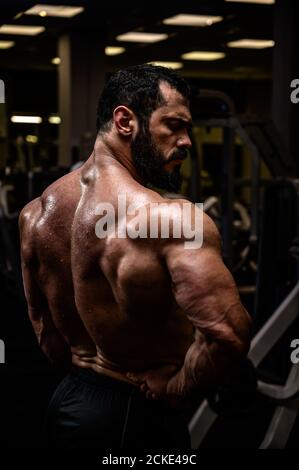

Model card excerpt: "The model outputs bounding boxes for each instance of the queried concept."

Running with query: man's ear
[113,106,137,137]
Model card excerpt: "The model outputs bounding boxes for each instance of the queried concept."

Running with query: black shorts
[44,366,191,450]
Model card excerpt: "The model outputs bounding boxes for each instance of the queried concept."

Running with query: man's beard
[131,126,186,193]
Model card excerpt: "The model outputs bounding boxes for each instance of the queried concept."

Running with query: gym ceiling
[0,0,274,80]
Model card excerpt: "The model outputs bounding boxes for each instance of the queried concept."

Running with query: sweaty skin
[19,82,251,406]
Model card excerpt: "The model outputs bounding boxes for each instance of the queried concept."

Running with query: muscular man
[19,65,251,449]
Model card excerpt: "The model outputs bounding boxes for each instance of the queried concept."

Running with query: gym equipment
[191,90,237,268]
[191,90,294,270]
[0,181,24,296]
[189,177,299,449]
[187,90,299,448]
[0,165,70,305]
[203,196,251,233]
[189,280,299,449]
[207,358,257,417]
[255,179,299,330]
[203,196,253,275]
[28,167,68,200]
[243,118,293,178]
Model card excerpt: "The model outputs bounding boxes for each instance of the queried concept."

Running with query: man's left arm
[20,209,71,366]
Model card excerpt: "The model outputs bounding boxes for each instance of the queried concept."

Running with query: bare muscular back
[20,154,194,381]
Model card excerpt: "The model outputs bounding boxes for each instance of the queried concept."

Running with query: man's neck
[93,135,145,186]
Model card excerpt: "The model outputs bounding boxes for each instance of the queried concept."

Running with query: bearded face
[131,124,187,193]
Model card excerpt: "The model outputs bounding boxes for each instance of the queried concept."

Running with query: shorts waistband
[70,365,139,394]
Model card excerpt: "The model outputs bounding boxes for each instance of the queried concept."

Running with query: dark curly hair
[96,64,190,134]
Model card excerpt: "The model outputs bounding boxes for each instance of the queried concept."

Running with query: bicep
[164,243,251,354]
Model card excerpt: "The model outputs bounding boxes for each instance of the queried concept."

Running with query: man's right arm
[162,211,251,399]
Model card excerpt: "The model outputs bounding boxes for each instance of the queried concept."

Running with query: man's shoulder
[143,195,202,233]
[121,194,200,250]
[152,199,221,254]
[19,198,42,262]
[19,197,41,233]
[41,168,80,204]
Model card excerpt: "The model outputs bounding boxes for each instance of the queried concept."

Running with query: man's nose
[177,132,192,149]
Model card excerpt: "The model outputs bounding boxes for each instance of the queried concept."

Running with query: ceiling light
[116,32,168,43]
[163,14,223,27]
[11,115,42,124]
[105,46,125,56]
[26,135,39,143]
[48,115,61,124]
[0,25,45,36]
[227,39,275,48]
[0,40,15,49]
[51,57,61,65]
[225,0,275,4]
[149,61,183,70]
[25,4,84,18]
[13,13,23,20]
[181,51,226,61]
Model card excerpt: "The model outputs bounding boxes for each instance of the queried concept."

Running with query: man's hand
[127,364,183,408]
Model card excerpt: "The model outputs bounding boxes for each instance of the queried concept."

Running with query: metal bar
[188,400,217,449]
[189,134,201,203]
[221,122,235,268]
[249,282,299,366]
[259,401,299,449]
[235,124,261,243]
[258,362,299,401]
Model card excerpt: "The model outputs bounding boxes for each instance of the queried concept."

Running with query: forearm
[31,310,71,367]
[39,328,71,367]
[166,332,248,398]
[167,282,252,398]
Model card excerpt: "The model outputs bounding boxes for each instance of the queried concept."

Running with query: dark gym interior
[0,0,299,451]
